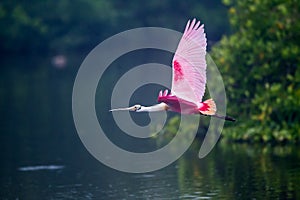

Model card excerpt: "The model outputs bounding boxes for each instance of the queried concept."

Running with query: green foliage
[0,0,116,53]
[211,0,300,142]
[0,0,229,54]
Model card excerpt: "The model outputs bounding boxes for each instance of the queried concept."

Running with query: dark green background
[0,0,299,199]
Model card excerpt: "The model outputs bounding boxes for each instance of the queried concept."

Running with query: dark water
[1,55,300,199]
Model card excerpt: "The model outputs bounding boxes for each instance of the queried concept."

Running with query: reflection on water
[2,141,300,199]
[177,141,300,199]
[18,165,65,172]
[1,55,300,199]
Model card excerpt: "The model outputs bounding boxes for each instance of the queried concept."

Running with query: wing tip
[185,18,203,31]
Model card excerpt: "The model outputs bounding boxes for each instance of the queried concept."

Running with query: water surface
[0,55,299,199]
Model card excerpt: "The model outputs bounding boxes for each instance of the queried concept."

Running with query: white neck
[137,103,168,112]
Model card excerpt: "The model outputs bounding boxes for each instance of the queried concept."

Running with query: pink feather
[171,19,207,106]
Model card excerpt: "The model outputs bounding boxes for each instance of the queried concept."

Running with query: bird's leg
[200,113,236,122]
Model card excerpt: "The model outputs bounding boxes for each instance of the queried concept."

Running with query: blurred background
[0,0,299,199]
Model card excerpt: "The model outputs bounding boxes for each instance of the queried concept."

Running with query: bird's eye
[136,106,141,111]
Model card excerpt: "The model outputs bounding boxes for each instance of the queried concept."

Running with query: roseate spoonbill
[110,19,235,122]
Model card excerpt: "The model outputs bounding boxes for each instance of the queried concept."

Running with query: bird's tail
[199,99,217,115]
[199,99,236,122]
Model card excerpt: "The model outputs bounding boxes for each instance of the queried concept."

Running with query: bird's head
[131,104,142,112]
[109,104,143,112]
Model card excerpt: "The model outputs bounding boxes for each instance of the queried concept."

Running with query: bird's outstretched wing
[171,19,207,106]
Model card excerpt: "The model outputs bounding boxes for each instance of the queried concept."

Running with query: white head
[109,104,144,112]
[131,104,143,112]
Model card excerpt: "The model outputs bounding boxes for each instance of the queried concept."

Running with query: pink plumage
[111,19,235,121]
[171,18,207,107]
[158,19,214,115]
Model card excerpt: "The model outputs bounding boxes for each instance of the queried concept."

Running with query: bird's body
[158,94,198,115]
[156,90,215,115]
[110,19,235,122]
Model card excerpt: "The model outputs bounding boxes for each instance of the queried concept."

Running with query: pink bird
[110,19,235,122]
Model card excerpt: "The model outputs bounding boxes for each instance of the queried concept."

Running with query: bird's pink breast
[157,94,199,114]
